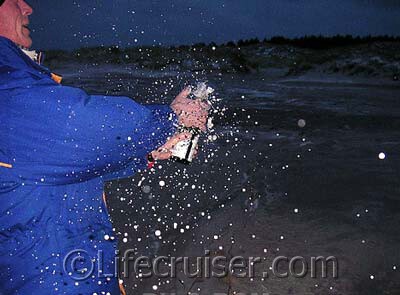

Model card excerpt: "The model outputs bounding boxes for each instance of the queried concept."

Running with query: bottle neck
[178,125,202,135]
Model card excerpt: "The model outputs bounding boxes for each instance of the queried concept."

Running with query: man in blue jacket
[0,0,209,294]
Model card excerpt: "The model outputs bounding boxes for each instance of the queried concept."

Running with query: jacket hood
[0,36,55,90]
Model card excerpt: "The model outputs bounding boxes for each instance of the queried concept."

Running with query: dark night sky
[28,0,400,50]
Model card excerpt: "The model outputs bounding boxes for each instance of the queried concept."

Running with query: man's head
[0,0,33,48]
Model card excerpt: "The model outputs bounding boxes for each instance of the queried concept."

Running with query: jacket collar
[20,48,45,65]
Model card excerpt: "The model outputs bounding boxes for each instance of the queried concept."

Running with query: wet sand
[58,64,400,294]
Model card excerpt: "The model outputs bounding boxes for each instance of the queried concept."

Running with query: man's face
[0,0,33,48]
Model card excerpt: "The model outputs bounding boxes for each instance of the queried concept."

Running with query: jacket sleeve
[5,84,177,185]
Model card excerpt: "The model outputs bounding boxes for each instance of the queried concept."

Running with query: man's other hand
[170,87,210,132]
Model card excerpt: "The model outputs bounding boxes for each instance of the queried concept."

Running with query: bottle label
[171,135,199,162]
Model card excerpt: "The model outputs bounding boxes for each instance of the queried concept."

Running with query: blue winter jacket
[0,36,175,294]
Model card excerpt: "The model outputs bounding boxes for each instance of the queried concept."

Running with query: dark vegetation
[267,35,400,49]
[45,35,400,79]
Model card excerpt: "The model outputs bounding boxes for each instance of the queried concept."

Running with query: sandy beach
[52,51,400,294]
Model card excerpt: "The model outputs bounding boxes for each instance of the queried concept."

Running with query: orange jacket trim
[51,73,63,84]
[119,283,127,295]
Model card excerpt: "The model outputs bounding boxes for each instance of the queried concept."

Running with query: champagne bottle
[171,82,214,164]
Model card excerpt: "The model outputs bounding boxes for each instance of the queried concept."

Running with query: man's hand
[170,87,210,132]
[150,88,209,161]
[150,132,194,160]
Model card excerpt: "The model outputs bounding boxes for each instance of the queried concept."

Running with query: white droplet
[155,230,161,237]
[213,235,219,240]
[280,235,284,240]
[298,119,306,128]
[379,152,386,160]
[159,180,166,187]
[370,275,374,280]
[152,285,158,290]
[122,238,128,243]
[141,185,151,193]
[104,235,110,240]
[294,208,299,213]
